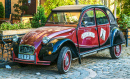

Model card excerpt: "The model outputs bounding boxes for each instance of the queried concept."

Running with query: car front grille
[19,45,35,54]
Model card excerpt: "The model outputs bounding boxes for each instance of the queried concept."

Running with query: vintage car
[12,5,125,74]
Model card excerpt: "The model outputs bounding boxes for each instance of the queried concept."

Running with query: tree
[0,2,4,18]
[43,0,102,17]
[122,0,130,16]
[43,0,75,17]
[13,0,28,19]
[31,5,46,28]
[112,0,122,18]
[79,0,102,5]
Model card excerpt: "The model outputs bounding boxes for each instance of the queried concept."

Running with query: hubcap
[65,56,69,66]
[116,45,120,53]
[63,50,71,71]
[114,45,121,56]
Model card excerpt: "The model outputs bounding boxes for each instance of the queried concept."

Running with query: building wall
[0,0,20,18]
[41,0,46,5]
[0,0,5,8]
[11,0,20,14]
[0,0,5,18]
[36,0,46,12]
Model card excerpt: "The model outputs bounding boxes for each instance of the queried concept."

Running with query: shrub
[0,21,32,30]
[122,0,130,16]
[31,5,46,28]
[0,2,4,18]
[118,14,130,29]
[13,0,28,19]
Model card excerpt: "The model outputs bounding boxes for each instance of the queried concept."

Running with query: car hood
[20,26,75,48]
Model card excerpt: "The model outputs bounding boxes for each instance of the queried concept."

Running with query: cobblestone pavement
[0,46,130,79]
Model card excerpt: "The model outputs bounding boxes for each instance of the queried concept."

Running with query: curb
[0,62,17,68]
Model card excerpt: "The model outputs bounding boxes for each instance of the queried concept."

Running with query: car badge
[24,47,27,53]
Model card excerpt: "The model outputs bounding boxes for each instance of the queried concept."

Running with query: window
[81,10,95,27]
[96,10,109,25]
[106,10,115,24]
[47,12,81,25]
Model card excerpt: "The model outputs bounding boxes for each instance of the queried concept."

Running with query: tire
[109,45,122,59]
[18,63,28,67]
[57,46,72,74]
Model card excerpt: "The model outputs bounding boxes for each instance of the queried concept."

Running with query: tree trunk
[114,2,116,18]
[76,0,78,5]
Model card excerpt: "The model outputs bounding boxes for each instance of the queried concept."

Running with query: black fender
[38,38,80,62]
[12,38,21,57]
[111,27,125,46]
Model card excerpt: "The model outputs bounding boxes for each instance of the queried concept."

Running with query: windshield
[46,12,81,25]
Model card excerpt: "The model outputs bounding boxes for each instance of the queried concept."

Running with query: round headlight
[13,35,18,42]
[42,37,50,44]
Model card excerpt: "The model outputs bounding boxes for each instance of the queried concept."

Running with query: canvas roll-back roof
[52,5,87,11]
[52,5,106,12]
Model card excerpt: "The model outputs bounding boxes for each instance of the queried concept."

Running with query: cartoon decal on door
[100,28,106,41]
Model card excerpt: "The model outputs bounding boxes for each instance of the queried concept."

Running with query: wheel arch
[111,28,125,46]
[38,38,80,62]
[53,38,79,58]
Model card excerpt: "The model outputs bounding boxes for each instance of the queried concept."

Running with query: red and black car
[12,5,125,74]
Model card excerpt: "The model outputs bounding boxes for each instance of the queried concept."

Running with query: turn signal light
[48,51,52,55]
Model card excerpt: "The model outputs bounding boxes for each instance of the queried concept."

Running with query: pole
[76,0,78,5]
[126,29,128,47]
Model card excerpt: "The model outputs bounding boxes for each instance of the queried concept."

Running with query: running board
[72,51,97,60]
[81,51,97,57]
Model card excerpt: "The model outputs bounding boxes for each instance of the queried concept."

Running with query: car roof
[52,5,106,12]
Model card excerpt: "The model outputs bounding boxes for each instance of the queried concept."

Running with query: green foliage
[0,21,31,30]
[118,14,130,29]
[31,5,46,28]
[122,0,130,16]
[44,0,75,17]
[79,0,102,5]
[43,0,102,17]
[0,2,4,18]
[13,0,28,19]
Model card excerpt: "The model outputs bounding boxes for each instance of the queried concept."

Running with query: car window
[96,10,109,25]
[47,12,81,25]
[81,10,95,27]
[106,10,115,24]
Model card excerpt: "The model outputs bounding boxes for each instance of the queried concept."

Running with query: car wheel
[18,63,28,67]
[110,45,122,59]
[57,46,72,74]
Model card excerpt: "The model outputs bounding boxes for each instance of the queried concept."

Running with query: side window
[106,10,115,24]
[81,10,95,27]
[96,10,109,25]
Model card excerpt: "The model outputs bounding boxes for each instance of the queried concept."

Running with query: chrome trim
[19,45,35,55]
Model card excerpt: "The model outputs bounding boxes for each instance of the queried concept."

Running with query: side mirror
[82,21,88,27]
[83,21,88,25]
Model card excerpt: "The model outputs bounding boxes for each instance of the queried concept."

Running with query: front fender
[111,28,125,46]
[38,38,79,62]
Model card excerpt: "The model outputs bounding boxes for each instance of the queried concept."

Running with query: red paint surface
[95,8,110,46]
[14,8,111,65]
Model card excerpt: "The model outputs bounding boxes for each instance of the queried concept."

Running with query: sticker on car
[81,32,95,39]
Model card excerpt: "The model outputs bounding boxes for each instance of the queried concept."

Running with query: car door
[78,9,99,53]
[95,8,110,47]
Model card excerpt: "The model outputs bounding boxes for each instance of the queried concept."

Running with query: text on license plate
[18,54,34,60]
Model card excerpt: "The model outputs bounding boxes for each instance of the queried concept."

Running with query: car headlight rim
[42,36,50,44]
[13,35,18,42]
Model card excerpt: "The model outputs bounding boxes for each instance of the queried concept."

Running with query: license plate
[18,54,34,60]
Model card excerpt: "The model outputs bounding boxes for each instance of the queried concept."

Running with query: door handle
[95,27,97,30]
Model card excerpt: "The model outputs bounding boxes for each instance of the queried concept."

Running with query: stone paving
[0,46,130,79]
